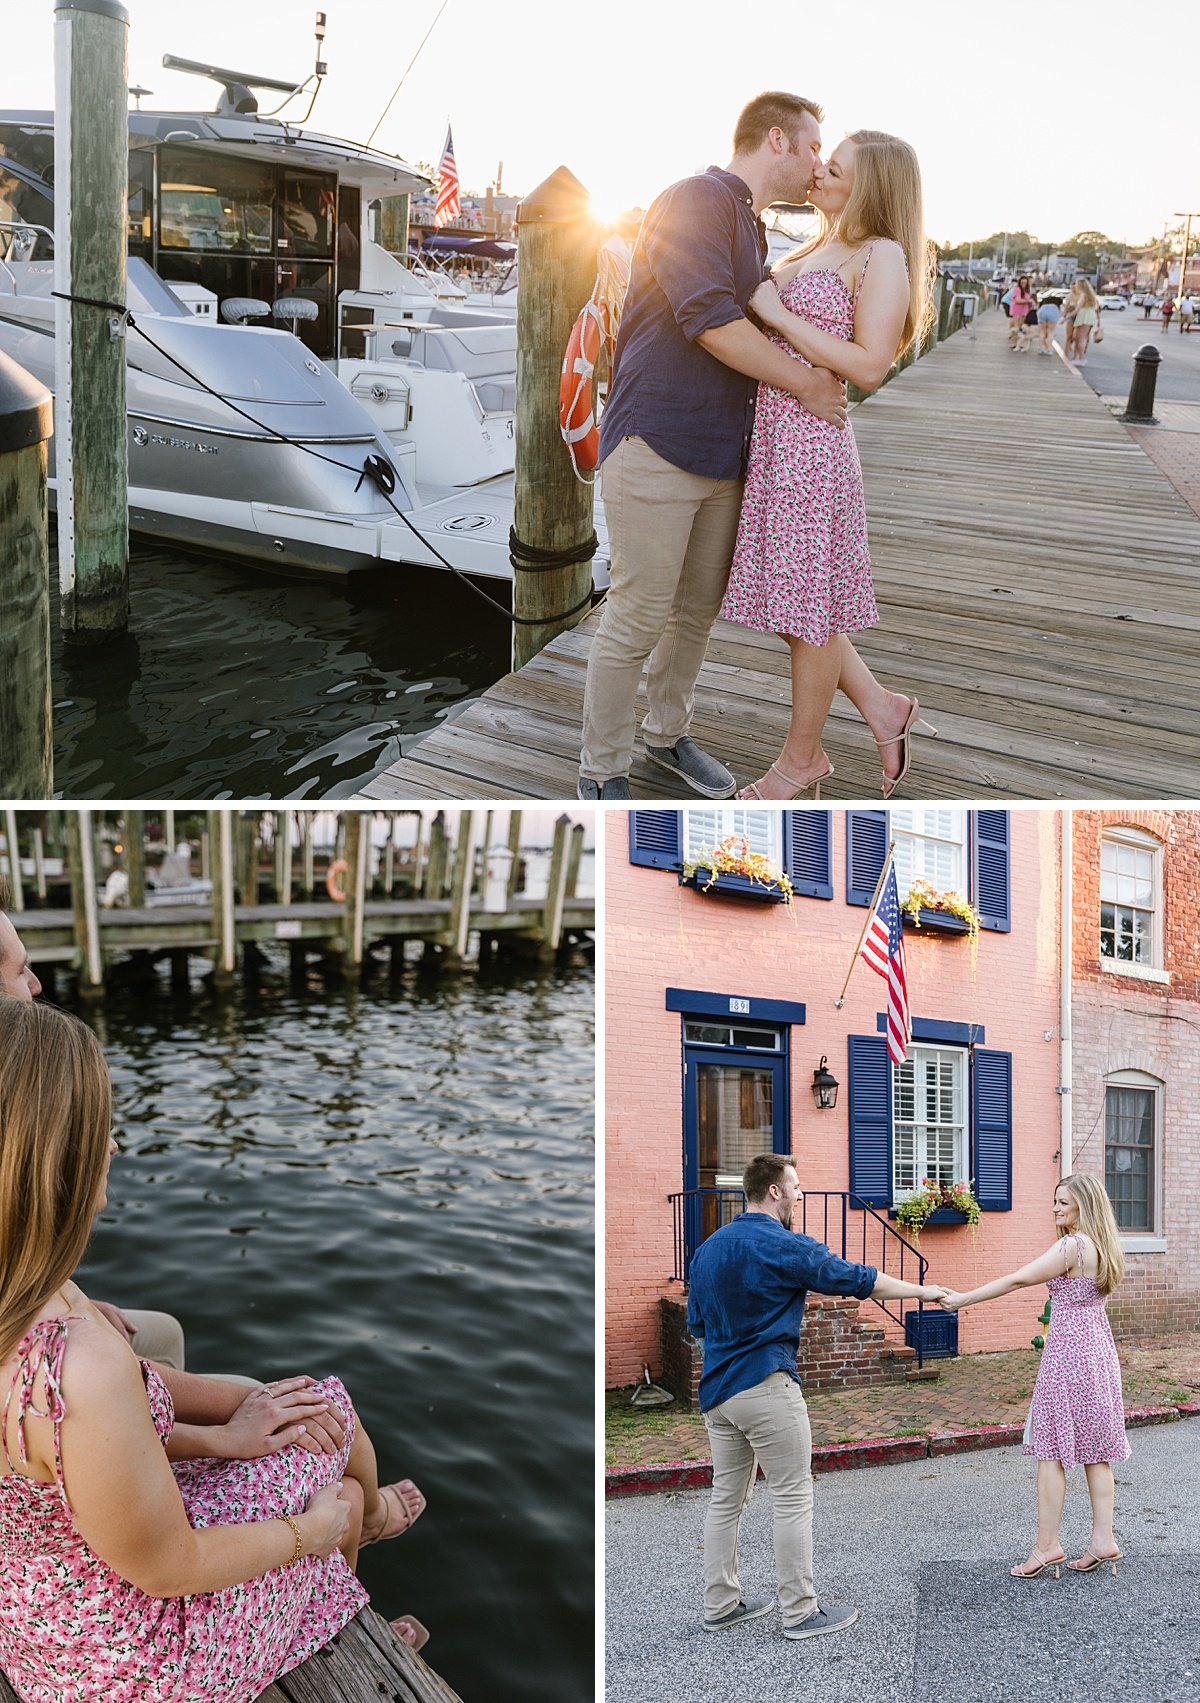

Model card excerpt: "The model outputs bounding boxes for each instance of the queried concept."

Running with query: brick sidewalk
[1124,419,1200,519]
[606,1335,1200,1477]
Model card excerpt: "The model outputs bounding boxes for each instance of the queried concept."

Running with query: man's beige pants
[702,1371,817,1627]
[579,436,743,783]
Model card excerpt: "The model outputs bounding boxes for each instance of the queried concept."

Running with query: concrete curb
[605,1401,1200,1497]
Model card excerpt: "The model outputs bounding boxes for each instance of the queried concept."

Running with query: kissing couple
[578,89,937,803]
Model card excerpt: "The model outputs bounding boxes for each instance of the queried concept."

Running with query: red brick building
[1068,809,1200,1336]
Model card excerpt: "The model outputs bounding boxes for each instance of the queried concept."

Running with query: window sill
[1100,957,1170,985]
[679,871,790,904]
[1119,1235,1167,1254]
[903,909,970,936]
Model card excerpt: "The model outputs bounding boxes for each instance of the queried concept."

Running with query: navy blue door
[681,1031,788,1271]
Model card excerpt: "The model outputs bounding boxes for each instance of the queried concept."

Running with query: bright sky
[6,0,1198,247]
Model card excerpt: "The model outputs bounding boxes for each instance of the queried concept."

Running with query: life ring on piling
[559,297,604,477]
[325,859,349,903]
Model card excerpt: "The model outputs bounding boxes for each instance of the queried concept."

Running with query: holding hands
[936,1292,966,1312]
[219,1377,347,1460]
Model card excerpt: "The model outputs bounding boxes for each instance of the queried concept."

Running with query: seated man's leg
[580,437,713,785]
[124,1308,186,1370]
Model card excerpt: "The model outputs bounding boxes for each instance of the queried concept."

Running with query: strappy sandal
[738,760,834,803]
[361,1479,426,1547]
[1068,1546,1122,1576]
[876,698,937,799]
[1009,1547,1064,1579]
[390,1615,431,1653]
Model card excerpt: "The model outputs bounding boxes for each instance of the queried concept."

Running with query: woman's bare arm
[50,1323,348,1596]
[750,242,911,392]
[941,1241,1067,1310]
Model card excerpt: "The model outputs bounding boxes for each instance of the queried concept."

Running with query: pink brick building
[1067,809,1200,1337]
[605,805,1065,1397]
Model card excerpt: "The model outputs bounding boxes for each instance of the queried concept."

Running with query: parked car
[1037,288,1069,306]
[1098,295,1128,310]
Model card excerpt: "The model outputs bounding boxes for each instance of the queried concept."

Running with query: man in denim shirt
[578,92,849,801]
[688,1153,947,1642]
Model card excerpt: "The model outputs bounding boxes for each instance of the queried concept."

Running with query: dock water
[362,309,1200,801]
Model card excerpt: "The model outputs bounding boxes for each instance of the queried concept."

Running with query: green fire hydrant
[1031,1298,1051,1350]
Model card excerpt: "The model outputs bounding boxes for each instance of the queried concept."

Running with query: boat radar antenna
[128,85,154,110]
[161,11,328,124]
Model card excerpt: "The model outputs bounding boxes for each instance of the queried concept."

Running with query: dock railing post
[427,812,449,900]
[565,820,585,898]
[53,0,130,644]
[3,811,25,912]
[68,808,104,995]
[538,813,571,956]
[512,167,600,671]
[340,811,367,977]
[0,353,55,799]
[124,809,145,908]
[274,810,292,903]
[33,823,47,901]
[445,809,475,964]
[505,810,522,904]
[302,812,315,898]
[209,809,236,985]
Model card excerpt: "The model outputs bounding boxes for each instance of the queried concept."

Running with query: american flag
[433,126,460,229]
[860,862,911,1066]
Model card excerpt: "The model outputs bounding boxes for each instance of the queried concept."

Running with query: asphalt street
[605,1422,1200,1703]
[1058,302,1200,406]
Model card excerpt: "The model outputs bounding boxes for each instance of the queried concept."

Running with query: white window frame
[892,1044,969,1201]
[684,807,783,868]
[1103,1069,1165,1251]
[1099,827,1167,982]
[890,808,968,906]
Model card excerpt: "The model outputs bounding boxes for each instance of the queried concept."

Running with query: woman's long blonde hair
[1057,1172,1125,1294]
[786,129,934,358]
[0,1001,112,1360]
[1074,278,1098,310]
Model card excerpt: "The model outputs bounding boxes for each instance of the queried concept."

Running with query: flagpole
[834,841,896,1009]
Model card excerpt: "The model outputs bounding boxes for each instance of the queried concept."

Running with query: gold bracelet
[280,1513,304,1565]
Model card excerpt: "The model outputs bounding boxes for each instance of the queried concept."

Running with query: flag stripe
[857,865,911,1067]
[433,125,461,229]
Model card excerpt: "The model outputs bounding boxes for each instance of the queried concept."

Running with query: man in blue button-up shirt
[578,92,849,802]
[687,1153,946,1641]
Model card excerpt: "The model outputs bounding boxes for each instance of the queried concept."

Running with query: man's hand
[92,1301,138,1345]
[937,1292,965,1311]
[921,1285,951,1306]
[216,1378,347,1460]
[787,364,848,428]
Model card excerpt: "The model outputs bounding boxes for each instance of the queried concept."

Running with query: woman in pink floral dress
[0,1000,427,1703]
[940,1174,1129,1580]
[720,130,937,800]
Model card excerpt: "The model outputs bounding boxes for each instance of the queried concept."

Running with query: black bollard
[1119,342,1163,424]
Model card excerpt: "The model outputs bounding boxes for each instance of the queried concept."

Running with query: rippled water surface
[72,955,594,1703]
[51,543,513,798]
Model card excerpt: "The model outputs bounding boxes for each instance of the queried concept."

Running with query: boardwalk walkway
[363,309,1200,802]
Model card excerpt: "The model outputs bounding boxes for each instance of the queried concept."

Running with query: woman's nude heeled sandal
[738,760,835,803]
[1068,1546,1122,1576]
[1009,1548,1064,1579]
[877,698,937,800]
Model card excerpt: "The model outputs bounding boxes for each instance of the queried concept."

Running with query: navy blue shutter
[972,1048,1013,1211]
[628,810,683,869]
[847,1035,892,1207]
[973,811,1012,933]
[846,811,888,906]
[782,810,832,899]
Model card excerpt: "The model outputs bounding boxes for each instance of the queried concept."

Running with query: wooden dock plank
[363,312,1200,802]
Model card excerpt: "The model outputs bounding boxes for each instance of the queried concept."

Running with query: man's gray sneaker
[782,1603,860,1641]
[643,738,736,798]
[703,1597,776,1633]
[576,775,633,801]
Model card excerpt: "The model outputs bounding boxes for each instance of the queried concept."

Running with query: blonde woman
[1067,279,1100,363]
[720,130,936,801]
[939,1174,1129,1580]
[0,1000,427,1703]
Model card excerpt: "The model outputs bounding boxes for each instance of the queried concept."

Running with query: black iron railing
[668,1187,930,1364]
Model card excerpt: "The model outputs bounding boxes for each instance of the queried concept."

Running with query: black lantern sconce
[811,1056,839,1111]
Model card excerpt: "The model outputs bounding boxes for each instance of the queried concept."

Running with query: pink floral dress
[720,247,881,646]
[1023,1235,1131,1470]
[0,1317,368,1703]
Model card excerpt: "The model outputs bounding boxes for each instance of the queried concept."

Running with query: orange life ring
[325,859,348,903]
[559,298,603,475]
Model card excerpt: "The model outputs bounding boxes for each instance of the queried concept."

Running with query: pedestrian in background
[1179,292,1194,333]
[1161,294,1176,334]
[1066,280,1099,363]
[1035,293,1061,354]
[1008,274,1034,349]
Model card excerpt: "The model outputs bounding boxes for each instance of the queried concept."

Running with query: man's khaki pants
[702,1371,817,1628]
[579,436,743,784]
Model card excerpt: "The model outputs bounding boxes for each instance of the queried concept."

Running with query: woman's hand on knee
[221,1378,346,1459]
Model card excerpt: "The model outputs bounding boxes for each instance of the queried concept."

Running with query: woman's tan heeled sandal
[1010,1548,1064,1579]
[1068,1546,1122,1576]
[877,698,937,799]
[738,761,834,803]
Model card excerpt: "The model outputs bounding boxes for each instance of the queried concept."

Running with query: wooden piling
[210,810,236,983]
[340,812,366,976]
[539,813,571,955]
[512,167,600,670]
[68,809,103,994]
[302,813,315,898]
[377,194,411,257]
[565,820,585,898]
[506,810,522,904]
[32,825,47,901]
[426,812,449,900]
[445,810,475,963]
[3,812,24,913]
[124,809,145,909]
[53,0,130,643]
[274,810,292,904]
[0,352,54,797]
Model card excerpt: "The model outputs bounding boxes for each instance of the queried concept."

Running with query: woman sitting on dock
[719,129,936,800]
[0,999,427,1703]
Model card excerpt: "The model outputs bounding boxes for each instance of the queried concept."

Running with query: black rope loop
[50,289,129,317]
[355,454,397,496]
[507,526,598,571]
[509,585,597,627]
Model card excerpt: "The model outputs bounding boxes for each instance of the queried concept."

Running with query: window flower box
[903,908,971,936]
[680,837,793,905]
[679,870,790,904]
[890,1206,969,1226]
[891,1179,981,1244]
